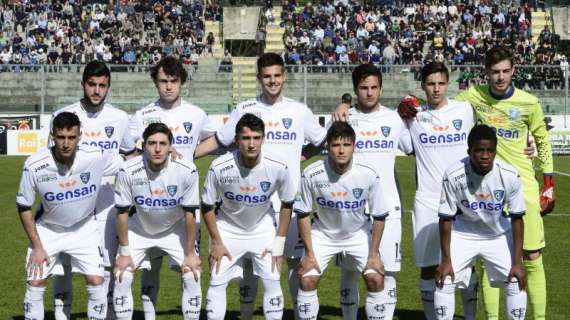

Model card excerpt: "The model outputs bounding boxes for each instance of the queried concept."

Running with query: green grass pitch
[1,155,569,319]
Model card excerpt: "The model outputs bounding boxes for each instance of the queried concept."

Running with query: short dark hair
[52,112,81,133]
[82,60,111,84]
[341,93,352,104]
[143,122,174,145]
[235,113,265,136]
[352,63,382,90]
[150,56,188,85]
[326,121,356,145]
[467,124,497,150]
[421,62,449,84]
[485,46,514,70]
[257,53,284,73]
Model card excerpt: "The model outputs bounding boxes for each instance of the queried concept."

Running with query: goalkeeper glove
[397,95,421,119]
[540,174,555,216]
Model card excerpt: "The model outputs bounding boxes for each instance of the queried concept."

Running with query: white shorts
[209,223,279,286]
[412,193,441,267]
[450,231,514,289]
[25,216,104,281]
[272,193,303,259]
[303,227,371,277]
[340,218,401,272]
[128,219,193,270]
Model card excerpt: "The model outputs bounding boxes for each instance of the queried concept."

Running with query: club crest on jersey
[80,172,90,184]
[260,181,271,192]
[104,126,114,138]
[493,190,505,202]
[381,126,391,137]
[282,118,293,129]
[167,185,178,196]
[183,122,193,133]
[352,188,363,199]
[452,119,462,131]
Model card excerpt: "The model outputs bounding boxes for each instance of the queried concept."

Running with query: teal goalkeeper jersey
[456,85,553,177]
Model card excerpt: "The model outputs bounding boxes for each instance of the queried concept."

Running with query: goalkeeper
[398,46,553,320]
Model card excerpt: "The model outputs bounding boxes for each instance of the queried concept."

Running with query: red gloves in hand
[397,95,421,119]
[540,174,555,216]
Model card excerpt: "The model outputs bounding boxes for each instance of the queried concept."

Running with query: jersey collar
[488,85,515,100]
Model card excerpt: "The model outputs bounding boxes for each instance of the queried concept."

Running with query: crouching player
[16,112,123,319]
[201,114,295,320]
[113,123,202,319]
[295,122,389,320]
[435,124,527,320]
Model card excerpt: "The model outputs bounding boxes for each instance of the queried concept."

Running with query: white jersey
[114,156,200,235]
[402,99,475,197]
[50,102,136,156]
[295,159,389,239]
[347,106,408,219]
[439,157,526,238]
[202,152,296,235]
[129,99,216,159]
[216,96,327,189]
[16,145,122,228]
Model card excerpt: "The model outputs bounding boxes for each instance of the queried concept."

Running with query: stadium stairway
[204,20,224,58]
[531,10,551,44]
[232,57,258,103]
[265,6,285,54]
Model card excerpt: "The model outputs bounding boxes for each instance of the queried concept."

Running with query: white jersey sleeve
[102,152,123,177]
[368,175,389,219]
[114,168,133,210]
[303,107,327,146]
[294,172,314,215]
[119,127,136,154]
[398,126,414,154]
[504,168,525,217]
[180,167,200,210]
[201,167,219,206]
[438,172,459,219]
[16,161,37,208]
[128,110,144,145]
[215,106,243,147]
[277,164,297,203]
[198,113,216,142]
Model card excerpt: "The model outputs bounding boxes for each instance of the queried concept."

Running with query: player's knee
[85,275,104,286]
[299,275,319,291]
[27,279,47,287]
[364,272,384,292]
[523,250,541,261]
[420,266,437,279]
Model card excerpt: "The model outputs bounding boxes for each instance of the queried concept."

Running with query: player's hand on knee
[298,254,320,276]
[508,264,527,290]
[397,95,420,119]
[435,261,454,289]
[27,247,50,280]
[331,103,351,122]
[182,253,202,281]
[114,255,134,282]
[209,242,232,274]
[364,255,385,277]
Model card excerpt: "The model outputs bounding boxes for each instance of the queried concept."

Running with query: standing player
[129,56,216,319]
[295,122,389,320]
[435,124,527,320]
[335,63,408,320]
[112,123,202,320]
[195,52,327,319]
[50,60,136,320]
[17,112,122,320]
[201,114,295,319]
[398,46,553,320]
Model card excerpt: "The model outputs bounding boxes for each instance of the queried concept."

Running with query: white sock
[24,284,46,320]
[420,278,436,320]
[53,263,73,320]
[141,257,162,320]
[261,278,284,319]
[206,283,228,320]
[288,258,301,320]
[182,272,201,320]
[434,279,455,320]
[239,258,258,320]
[505,280,527,320]
[113,270,134,320]
[384,272,397,320]
[339,268,360,320]
[297,289,319,320]
[103,269,117,320]
[365,290,387,320]
[87,283,107,320]
[460,269,478,320]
